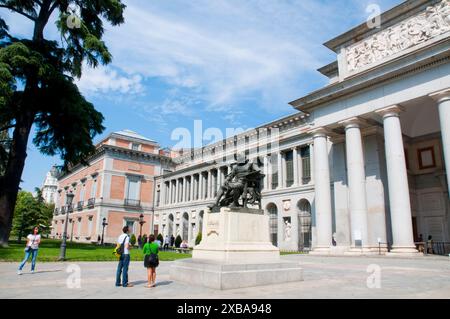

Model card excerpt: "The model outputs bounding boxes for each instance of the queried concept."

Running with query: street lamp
[139,213,146,239]
[58,191,74,261]
[101,217,108,245]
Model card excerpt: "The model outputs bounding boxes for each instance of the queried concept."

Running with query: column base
[309,246,332,255]
[344,247,380,256]
[386,246,421,257]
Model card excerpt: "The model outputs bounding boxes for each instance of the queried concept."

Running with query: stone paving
[1,254,449,299]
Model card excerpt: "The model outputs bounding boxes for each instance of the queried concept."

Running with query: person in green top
[143,234,159,288]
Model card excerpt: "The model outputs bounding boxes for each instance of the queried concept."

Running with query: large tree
[0,0,126,246]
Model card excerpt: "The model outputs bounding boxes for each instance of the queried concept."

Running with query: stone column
[340,118,370,252]
[181,176,186,202]
[198,172,206,200]
[207,170,212,199]
[376,106,417,254]
[277,151,283,189]
[190,176,194,202]
[263,156,269,190]
[311,129,332,253]
[175,179,179,203]
[161,181,166,206]
[298,147,303,185]
[169,180,173,204]
[293,147,299,186]
[431,90,450,196]
[309,144,314,185]
[217,168,222,193]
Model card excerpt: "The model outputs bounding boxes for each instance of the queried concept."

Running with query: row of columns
[162,167,230,206]
[313,105,419,254]
[262,145,313,190]
[162,146,317,207]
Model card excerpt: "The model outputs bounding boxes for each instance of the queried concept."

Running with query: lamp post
[101,217,108,245]
[139,213,146,245]
[58,192,74,261]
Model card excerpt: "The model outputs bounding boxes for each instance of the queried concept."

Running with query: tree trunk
[0,2,53,246]
[0,110,35,246]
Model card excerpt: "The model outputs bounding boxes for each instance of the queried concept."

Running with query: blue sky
[1,0,403,192]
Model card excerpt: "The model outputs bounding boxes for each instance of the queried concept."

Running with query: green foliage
[195,232,202,246]
[0,0,126,171]
[157,233,163,243]
[175,235,182,248]
[11,191,53,238]
[130,234,136,246]
[0,239,192,262]
[0,0,126,243]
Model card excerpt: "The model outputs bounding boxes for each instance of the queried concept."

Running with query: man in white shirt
[115,226,133,287]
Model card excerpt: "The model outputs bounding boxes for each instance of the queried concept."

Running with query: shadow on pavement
[155,280,173,287]
[21,269,63,275]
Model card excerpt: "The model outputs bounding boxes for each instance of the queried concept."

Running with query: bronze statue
[208,154,265,210]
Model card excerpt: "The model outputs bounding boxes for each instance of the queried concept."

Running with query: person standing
[18,226,41,275]
[143,234,159,288]
[115,226,133,287]
[170,234,175,247]
[164,235,169,251]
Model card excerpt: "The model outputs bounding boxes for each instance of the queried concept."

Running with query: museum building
[154,0,450,255]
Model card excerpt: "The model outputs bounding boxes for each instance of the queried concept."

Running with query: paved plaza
[1,254,449,299]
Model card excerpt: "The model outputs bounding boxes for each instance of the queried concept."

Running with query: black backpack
[114,235,128,257]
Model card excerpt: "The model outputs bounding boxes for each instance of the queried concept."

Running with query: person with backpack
[143,234,159,288]
[17,226,41,275]
[115,226,133,287]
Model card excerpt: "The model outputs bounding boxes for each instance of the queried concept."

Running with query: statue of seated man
[208,154,263,209]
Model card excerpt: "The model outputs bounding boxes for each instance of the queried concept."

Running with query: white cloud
[75,65,144,95]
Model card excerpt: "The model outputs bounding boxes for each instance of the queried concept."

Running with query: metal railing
[416,241,450,256]
[87,198,95,208]
[54,208,59,215]
[124,198,141,207]
[77,201,84,211]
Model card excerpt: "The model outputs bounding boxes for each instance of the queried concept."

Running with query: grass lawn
[0,239,191,262]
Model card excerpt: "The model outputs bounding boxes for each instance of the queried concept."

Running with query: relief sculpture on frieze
[347,0,450,72]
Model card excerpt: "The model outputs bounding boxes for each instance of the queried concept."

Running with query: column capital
[375,105,404,119]
[430,89,450,104]
[338,117,369,129]
[310,127,332,138]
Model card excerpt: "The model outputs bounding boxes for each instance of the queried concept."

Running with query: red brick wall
[110,175,125,200]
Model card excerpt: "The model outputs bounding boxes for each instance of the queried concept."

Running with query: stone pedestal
[170,207,303,290]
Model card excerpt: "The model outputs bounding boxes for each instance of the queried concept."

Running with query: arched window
[266,203,278,247]
[297,199,312,250]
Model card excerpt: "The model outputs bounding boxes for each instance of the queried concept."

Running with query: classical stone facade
[154,0,450,255]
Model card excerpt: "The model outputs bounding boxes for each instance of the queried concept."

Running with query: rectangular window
[90,179,97,199]
[80,184,86,202]
[417,146,436,169]
[301,147,311,184]
[127,176,140,200]
[131,143,140,151]
[285,151,294,187]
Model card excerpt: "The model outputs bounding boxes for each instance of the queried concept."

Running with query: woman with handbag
[18,226,41,275]
[143,234,159,288]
